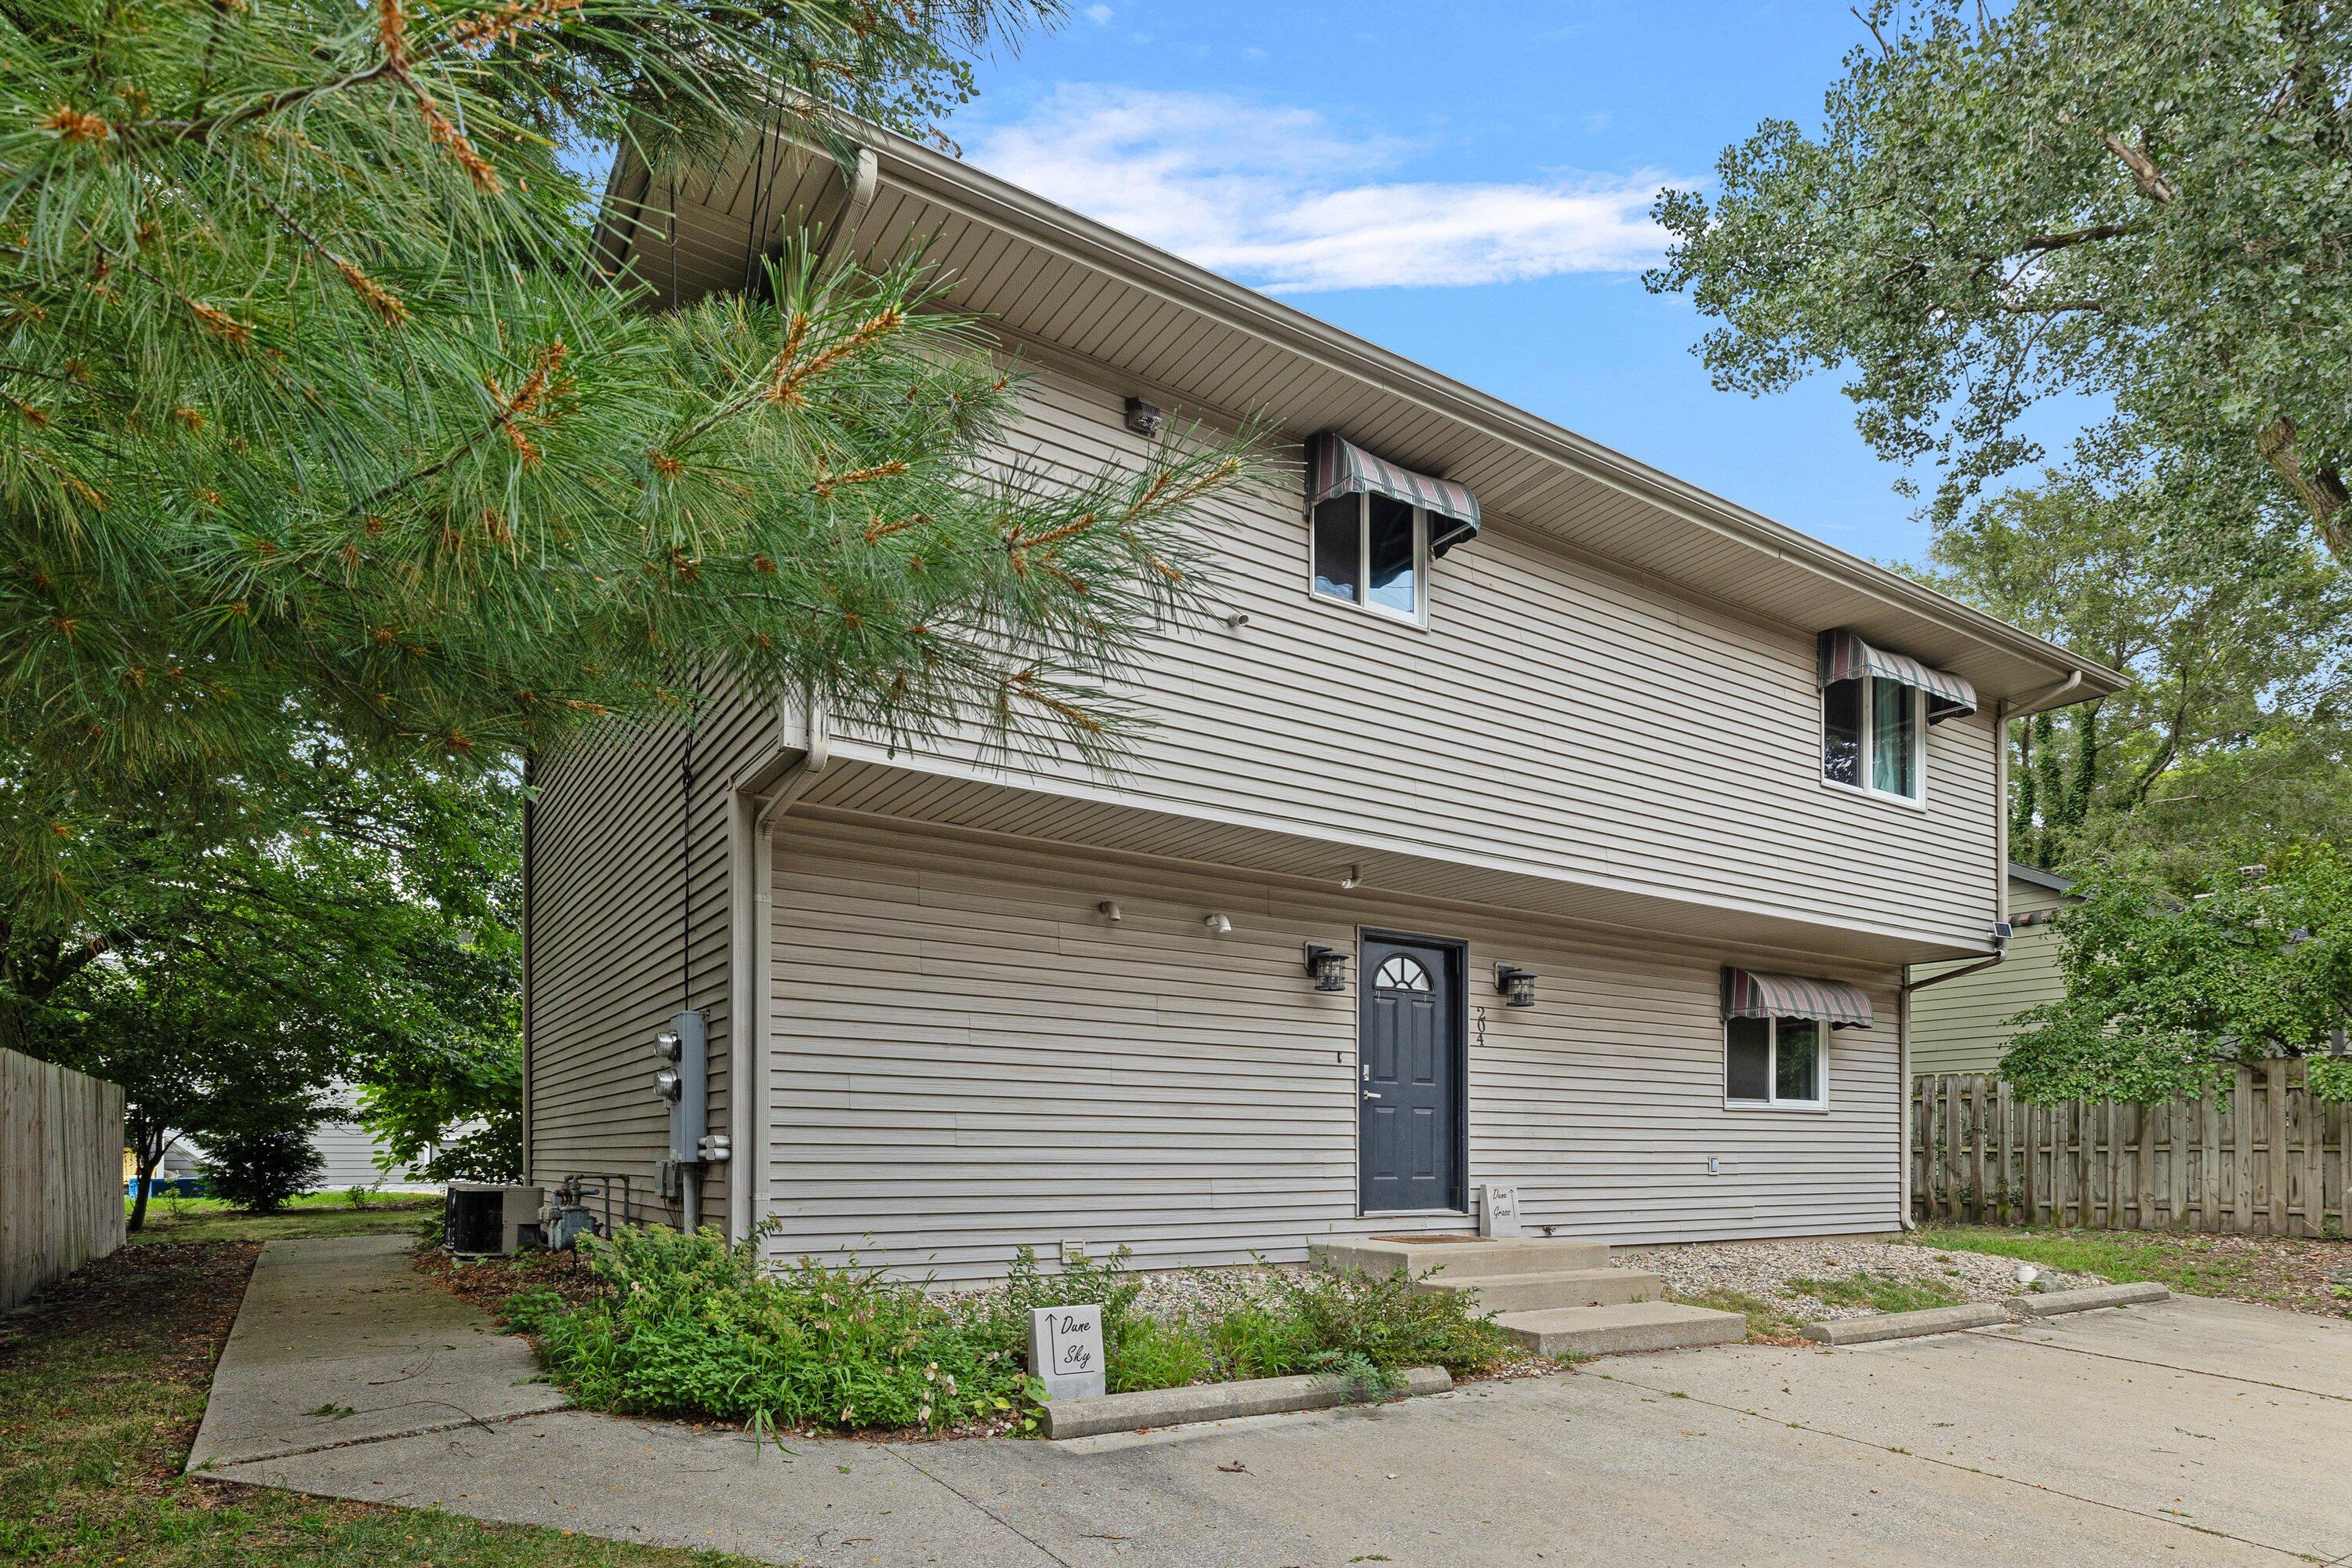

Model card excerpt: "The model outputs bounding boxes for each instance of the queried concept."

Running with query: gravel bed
[1615,1236,2104,1320]
[935,1261,1308,1319]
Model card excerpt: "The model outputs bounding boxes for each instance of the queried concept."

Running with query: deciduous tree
[1649,0,2352,561]
[2004,852,2352,1105]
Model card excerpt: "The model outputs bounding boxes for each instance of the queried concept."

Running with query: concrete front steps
[1308,1236,1745,1359]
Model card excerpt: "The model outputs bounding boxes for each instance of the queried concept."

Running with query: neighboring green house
[1908,863,2076,1076]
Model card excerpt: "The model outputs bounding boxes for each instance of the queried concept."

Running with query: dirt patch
[2185,1232,2352,1317]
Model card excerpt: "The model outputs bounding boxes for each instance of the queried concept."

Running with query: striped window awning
[1818,629,1977,723]
[1721,967,1876,1030]
[1308,431,1481,555]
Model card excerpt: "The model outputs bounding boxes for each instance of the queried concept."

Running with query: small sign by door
[1479,1182,1523,1238]
[1029,1305,1106,1402]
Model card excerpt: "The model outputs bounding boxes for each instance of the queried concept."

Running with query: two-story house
[521,125,2125,1279]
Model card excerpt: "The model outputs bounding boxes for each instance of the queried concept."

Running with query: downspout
[725,696,830,1241]
[1896,670,2077,1229]
[519,750,536,1185]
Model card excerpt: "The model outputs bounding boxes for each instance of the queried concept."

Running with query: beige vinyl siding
[526,692,775,1224]
[765,811,1902,1280]
[1909,879,2071,1077]
[808,361,2000,956]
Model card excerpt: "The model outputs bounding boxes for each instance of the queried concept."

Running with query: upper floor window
[1305,431,1481,630]
[1817,630,1977,806]
[1312,492,1425,622]
[1822,675,1921,800]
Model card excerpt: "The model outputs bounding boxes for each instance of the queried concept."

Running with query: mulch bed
[416,1242,605,1324]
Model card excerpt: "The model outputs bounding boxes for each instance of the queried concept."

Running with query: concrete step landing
[1415,1266,1664,1312]
[1490,1301,1748,1359]
[1308,1236,1610,1280]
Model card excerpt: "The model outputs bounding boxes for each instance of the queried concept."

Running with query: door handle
[1362,1091,1382,1099]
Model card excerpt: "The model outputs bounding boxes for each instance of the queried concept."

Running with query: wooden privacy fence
[1913,1059,2349,1235]
[2,1046,128,1310]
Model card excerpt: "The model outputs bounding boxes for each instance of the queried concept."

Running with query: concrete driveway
[203,1239,2352,1566]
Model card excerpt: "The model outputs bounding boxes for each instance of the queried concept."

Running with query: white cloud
[964,85,1676,292]
[1083,3,1112,22]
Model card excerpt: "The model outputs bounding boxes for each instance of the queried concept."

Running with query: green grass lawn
[126,1193,441,1247]
[2,1212,762,1567]
[1896,1224,2338,1308]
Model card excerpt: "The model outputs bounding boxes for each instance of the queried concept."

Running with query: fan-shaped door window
[1375,954,1432,992]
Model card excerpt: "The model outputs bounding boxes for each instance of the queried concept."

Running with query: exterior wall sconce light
[1494,964,1537,1008]
[1303,943,1349,992]
[1123,396,1164,437]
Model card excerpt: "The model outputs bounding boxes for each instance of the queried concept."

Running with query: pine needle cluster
[2,0,1265,936]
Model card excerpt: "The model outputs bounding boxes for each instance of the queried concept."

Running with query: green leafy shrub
[197,1125,324,1214]
[976,1250,1512,1392]
[524,1225,1032,1433]
[515,1232,1515,1434]
[1198,1265,1512,1381]
[976,1245,1203,1394]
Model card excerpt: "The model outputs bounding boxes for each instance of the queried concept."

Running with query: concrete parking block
[1800,1301,2011,1345]
[1041,1366,1449,1439]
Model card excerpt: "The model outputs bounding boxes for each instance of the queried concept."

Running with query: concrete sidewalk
[197,1239,2352,1565]
[188,1235,564,1470]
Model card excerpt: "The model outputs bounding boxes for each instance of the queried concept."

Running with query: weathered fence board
[1912,1059,2346,1236]
[2,1046,127,1310]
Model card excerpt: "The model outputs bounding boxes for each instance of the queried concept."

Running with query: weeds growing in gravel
[1784,1271,1964,1314]
[1671,1286,1809,1341]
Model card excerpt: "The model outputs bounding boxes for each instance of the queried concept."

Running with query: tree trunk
[2256,416,2352,561]
[129,1128,165,1232]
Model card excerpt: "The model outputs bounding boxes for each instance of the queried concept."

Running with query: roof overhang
[597,125,2128,713]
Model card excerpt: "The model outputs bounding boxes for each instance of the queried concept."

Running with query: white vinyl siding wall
[811,362,2000,954]
[765,813,1902,1281]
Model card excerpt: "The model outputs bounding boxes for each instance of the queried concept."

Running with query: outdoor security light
[1303,943,1349,992]
[1494,964,1537,1008]
[1123,396,1164,437]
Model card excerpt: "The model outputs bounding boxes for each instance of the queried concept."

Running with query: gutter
[604,116,2123,701]
[724,696,829,1241]
[862,133,2125,698]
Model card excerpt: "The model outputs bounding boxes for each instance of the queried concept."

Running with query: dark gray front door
[1358,935,1463,1213]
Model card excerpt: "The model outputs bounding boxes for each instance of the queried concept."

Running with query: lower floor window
[1725,1016,1824,1107]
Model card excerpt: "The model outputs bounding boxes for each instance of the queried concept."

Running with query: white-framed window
[1311,492,1426,625]
[1822,675,1922,801]
[1724,1015,1825,1109]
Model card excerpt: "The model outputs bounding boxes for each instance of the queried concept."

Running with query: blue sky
[948,1,2079,568]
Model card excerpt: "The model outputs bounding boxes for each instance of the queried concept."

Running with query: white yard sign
[1029,1305,1106,1402]
[1479,1182,1524,1238]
